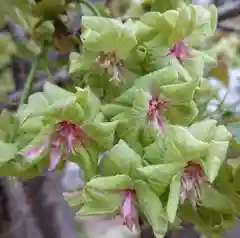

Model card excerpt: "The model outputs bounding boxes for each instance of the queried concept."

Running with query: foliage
[0,0,240,238]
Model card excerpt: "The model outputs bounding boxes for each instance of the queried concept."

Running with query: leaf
[45,98,85,124]
[76,87,101,121]
[137,11,178,43]
[189,119,217,142]
[27,92,49,114]
[205,140,230,183]
[0,141,17,165]
[135,180,168,238]
[43,82,75,104]
[81,16,137,58]
[114,66,178,106]
[168,5,195,44]
[137,163,183,195]
[85,174,133,191]
[99,139,143,177]
[164,125,209,162]
[32,0,67,19]
[64,192,84,209]
[167,173,182,223]
[144,137,166,164]
[200,185,235,213]
[83,121,117,151]
[101,104,129,119]
[213,125,232,142]
[72,144,98,182]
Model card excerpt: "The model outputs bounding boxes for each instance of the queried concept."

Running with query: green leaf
[213,125,232,142]
[168,5,195,44]
[144,137,166,164]
[205,140,230,183]
[72,144,98,182]
[135,180,168,238]
[188,5,217,46]
[137,163,183,195]
[44,98,85,124]
[79,191,123,216]
[32,0,66,19]
[167,173,182,223]
[85,174,133,191]
[0,141,17,165]
[43,82,75,104]
[200,185,235,213]
[161,80,197,103]
[101,104,129,119]
[114,66,178,106]
[81,16,137,58]
[99,139,143,177]
[189,119,217,142]
[164,125,209,162]
[83,121,117,151]
[137,11,178,43]
[76,87,101,121]
[64,192,84,209]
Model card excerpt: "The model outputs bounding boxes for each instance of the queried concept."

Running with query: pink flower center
[55,120,85,140]
[167,41,191,62]
[180,161,208,206]
[147,96,169,134]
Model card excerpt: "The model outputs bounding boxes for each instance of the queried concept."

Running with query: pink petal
[66,134,74,154]
[48,145,61,171]
[62,191,81,197]
[24,142,47,159]
[121,191,132,218]
[157,115,166,136]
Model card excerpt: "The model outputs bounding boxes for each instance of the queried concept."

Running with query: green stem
[19,57,39,106]
[78,0,101,16]
[10,47,44,142]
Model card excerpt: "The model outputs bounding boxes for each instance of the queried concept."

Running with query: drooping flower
[147,94,169,135]
[180,161,209,207]
[96,51,124,82]
[24,120,86,171]
[120,189,139,232]
[167,40,192,62]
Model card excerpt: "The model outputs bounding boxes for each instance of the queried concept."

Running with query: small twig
[78,0,101,16]
[9,45,46,142]
[220,116,240,125]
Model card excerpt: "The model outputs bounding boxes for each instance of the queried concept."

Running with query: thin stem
[9,47,45,142]
[78,0,101,16]
[220,116,240,125]
[19,56,39,106]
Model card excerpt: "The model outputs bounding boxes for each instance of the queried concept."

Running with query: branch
[218,2,240,22]
[220,116,240,125]
[6,70,70,104]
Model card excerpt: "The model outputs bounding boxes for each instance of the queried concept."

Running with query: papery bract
[96,51,124,82]
[24,120,86,171]
[180,160,209,207]
[120,189,139,232]
[147,94,169,135]
[167,41,192,62]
